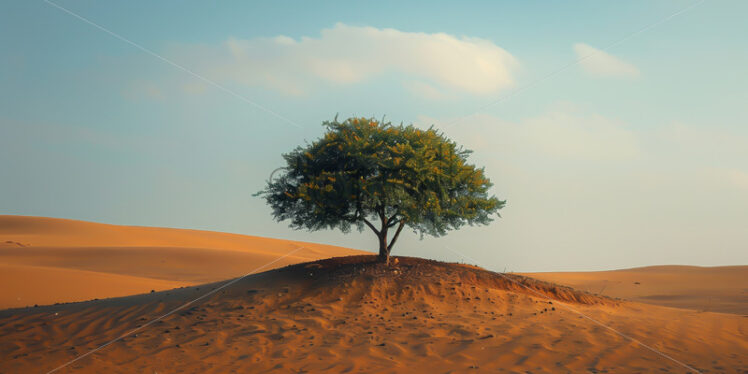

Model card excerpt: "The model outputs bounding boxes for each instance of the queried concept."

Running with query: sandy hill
[3,215,746,317]
[0,215,366,309]
[1,256,745,373]
[523,265,748,315]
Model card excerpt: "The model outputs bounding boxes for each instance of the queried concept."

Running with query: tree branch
[387,217,400,228]
[377,205,388,233]
[386,212,399,226]
[362,218,379,236]
[387,220,406,251]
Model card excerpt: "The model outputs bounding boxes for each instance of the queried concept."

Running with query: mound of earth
[1,256,745,373]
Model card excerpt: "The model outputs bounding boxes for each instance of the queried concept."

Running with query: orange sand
[0,215,365,309]
[1,216,746,372]
[523,265,748,315]
[1,256,745,373]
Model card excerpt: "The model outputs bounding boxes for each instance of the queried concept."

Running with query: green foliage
[256,116,505,253]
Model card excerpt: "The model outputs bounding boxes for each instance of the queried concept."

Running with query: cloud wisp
[174,24,519,97]
[573,43,640,78]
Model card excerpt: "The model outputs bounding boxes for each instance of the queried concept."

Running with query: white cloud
[573,43,640,78]
[403,80,450,100]
[174,24,519,97]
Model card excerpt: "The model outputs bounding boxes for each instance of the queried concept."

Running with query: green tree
[256,117,505,264]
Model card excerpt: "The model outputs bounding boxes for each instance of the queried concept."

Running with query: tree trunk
[378,232,390,265]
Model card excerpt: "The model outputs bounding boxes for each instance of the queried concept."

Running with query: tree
[256,116,505,264]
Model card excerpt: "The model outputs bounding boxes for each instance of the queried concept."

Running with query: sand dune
[0,215,363,255]
[0,215,366,309]
[1,216,746,372]
[1,256,745,373]
[0,263,189,308]
[523,265,748,315]
[2,215,747,317]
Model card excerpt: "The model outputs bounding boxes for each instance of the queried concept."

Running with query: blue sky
[1,0,747,271]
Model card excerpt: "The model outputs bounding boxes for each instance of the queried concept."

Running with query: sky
[1,0,747,272]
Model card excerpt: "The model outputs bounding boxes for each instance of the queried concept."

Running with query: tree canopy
[256,116,505,263]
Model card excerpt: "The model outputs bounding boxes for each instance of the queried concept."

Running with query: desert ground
[1,216,746,373]
[0,215,365,309]
[523,266,748,315]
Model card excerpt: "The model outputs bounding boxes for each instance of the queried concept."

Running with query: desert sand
[523,265,748,315]
[1,256,746,373]
[1,216,746,373]
[0,215,365,309]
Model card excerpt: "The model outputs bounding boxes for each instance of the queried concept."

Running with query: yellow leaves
[327,176,336,182]
[284,191,294,198]
[303,182,319,190]
[305,151,313,159]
